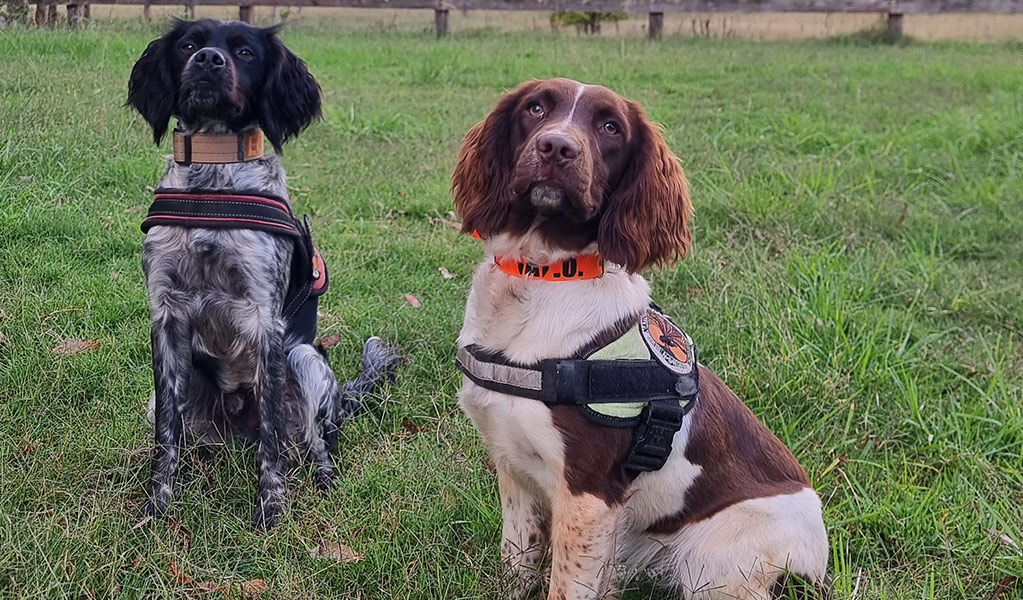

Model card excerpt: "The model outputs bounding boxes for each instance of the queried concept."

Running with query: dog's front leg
[498,467,550,599]
[253,324,290,529]
[547,490,620,600]
[144,316,190,518]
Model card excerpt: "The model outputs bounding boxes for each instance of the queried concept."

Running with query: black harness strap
[455,335,700,475]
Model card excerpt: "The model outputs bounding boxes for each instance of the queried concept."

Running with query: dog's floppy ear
[451,81,537,238]
[259,28,322,153]
[127,20,185,145]
[597,102,692,273]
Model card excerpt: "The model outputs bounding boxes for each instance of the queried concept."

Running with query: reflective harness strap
[455,328,699,474]
[140,189,329,337]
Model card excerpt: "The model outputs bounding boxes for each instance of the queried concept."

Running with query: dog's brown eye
[602,121,619,135]
[528,104,544,118]
[237,48,253,58]
[181,42,196,53]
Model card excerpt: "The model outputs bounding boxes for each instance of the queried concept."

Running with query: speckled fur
[142,152,400,528]
[130,19,399,528]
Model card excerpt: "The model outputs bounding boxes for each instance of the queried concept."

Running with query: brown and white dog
[451,78,829,599]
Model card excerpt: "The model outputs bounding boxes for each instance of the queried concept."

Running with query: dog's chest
[456,264,655,492]
[143,226,292,384]
[459,386,564,494]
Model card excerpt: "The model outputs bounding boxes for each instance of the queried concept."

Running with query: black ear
[259,31,322,153]
[127,21,184,145]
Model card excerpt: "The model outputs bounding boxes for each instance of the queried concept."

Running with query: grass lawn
[1,20,1022,600]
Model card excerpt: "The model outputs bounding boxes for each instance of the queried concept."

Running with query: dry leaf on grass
[167,560,267,598]
[319,334,342,349]
[404,294,421,308]
[168,517,192,549]
[52,338,100,355]
[401,417,426,434]
[240,579,268,596]
[983,528,1020,550]
[309,540,364,564]
[438,267,458,280]
[990,576,1019,600]
[430,212,462,230]
[168,560,189,585]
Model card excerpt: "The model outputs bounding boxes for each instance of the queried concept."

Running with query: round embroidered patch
[640,309,695,376]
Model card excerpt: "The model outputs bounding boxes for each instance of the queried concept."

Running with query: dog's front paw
[312,464,338,493]
[252,491,286,530]
[141,482,174,520]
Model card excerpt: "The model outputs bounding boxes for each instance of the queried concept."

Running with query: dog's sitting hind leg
[335,337,400,421]
[287,336,400,491]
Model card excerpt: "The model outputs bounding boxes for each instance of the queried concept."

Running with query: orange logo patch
[640,309,694,375]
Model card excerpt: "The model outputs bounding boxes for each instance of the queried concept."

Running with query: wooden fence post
[271,5,280,23]
[35,3,47,25]
[67,3,83,26]
[185,1,195,17]
[143,2,151,20]
[648,11,663,38]
[886,11,903,36]
[239,4,253,22]
[434,7,449,37]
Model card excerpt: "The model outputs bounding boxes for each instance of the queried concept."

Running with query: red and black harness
[141,188,329,345]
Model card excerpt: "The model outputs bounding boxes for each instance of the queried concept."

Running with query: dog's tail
[334,336,400,423]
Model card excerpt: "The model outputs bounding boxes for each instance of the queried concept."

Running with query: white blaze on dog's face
[452,77,693,273]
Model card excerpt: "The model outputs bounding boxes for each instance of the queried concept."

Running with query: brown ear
[598,103,692,273]
[451,82,535,237]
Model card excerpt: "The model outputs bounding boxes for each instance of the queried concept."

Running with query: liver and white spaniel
[451,78,829,599]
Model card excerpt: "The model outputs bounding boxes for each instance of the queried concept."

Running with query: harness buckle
[624,398,692,474]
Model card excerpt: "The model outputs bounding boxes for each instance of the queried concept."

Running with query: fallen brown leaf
[990,576,1019,600]
[192,581,220,593]
[168,516,192,549]
[241,579,268,597]
[52,338,100,355]
[430,215,462,230]
[401,417,425,435]
[439,267,458,280]
[404,294,421,308]
[319,334,342,349]
[168,560,190,585]
[309,540,364,563]
[983,528,1020,550]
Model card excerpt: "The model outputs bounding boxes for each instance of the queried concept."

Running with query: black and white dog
[128,19,397,528]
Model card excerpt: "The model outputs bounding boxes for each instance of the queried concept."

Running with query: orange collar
[494,254,603,281]
[472,231,603,281]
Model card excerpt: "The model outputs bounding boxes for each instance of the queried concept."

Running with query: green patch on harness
[582,308,696,425]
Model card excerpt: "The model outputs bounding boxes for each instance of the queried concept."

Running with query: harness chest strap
[455,307,700,474]
[140,188,328,324]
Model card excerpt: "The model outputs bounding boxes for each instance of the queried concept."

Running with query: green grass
[1,20,1022,600]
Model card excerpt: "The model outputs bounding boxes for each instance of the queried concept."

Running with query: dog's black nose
[192,48,227,70]
[537,132,579,165]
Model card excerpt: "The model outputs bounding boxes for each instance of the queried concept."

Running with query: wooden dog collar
[172,129,265,165]
[471,230,604,281]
